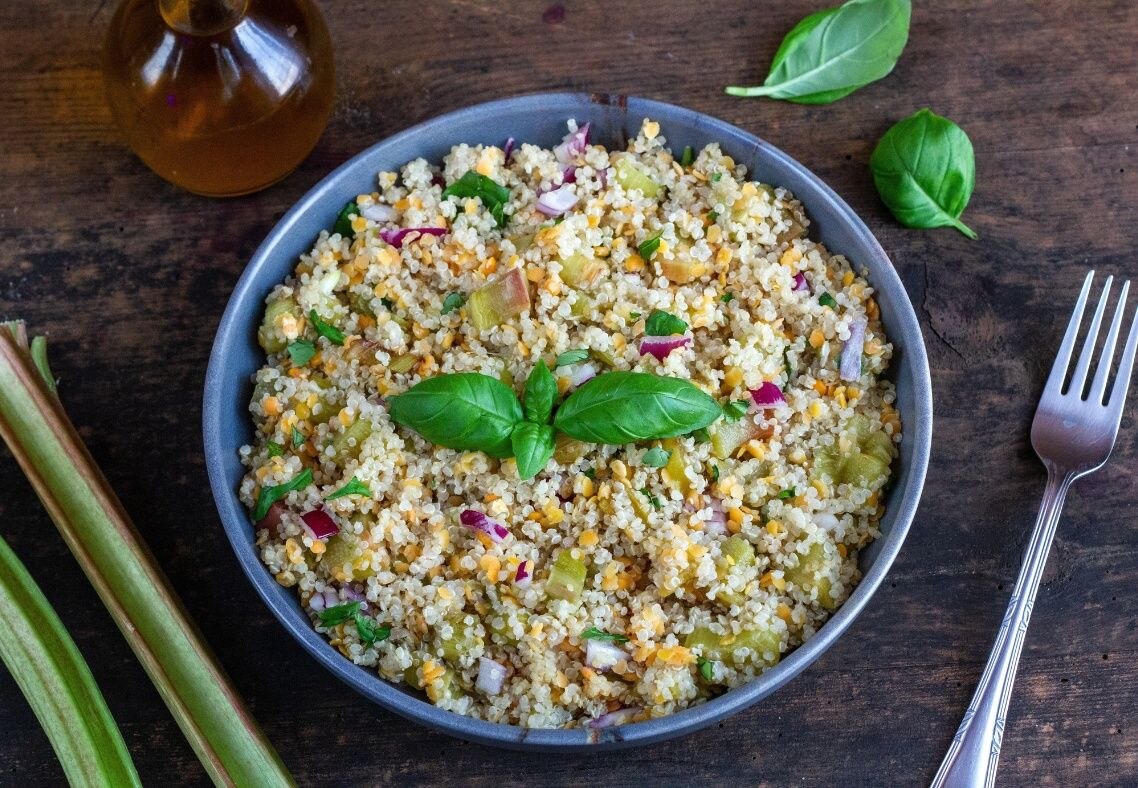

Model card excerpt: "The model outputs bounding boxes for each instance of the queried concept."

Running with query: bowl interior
[204,92,931,751]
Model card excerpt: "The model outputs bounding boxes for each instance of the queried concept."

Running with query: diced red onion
[379,226,447,248]
[430,173,445,188]
[561,165,577,184]
[585,640,628,671]
[705,499,728,535]
[750,381,786,408]
[840,316,868,382]
[536,185,578,217]
[301,508,339,540]
[638,335,691,361]
[503,136,516,162]
[554,122,590,164]
[342,585,367,604]
[588,706,641,729]
[562,361,598,389]
[308,588,339,613]
[514,560,532,587]
[476,657,508,695]
[360,203,397,223]
[792,272,810,292]
[460,509,509,542]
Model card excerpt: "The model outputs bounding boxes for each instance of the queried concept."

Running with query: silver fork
[931,270,1138,788]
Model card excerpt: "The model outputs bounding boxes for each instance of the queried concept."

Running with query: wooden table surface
[2,0,1137,785]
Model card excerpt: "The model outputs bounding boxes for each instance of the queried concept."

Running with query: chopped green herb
[291,426,305,448]
[555,349,590,367]
[783,347,794,379]
[441,292,465,315]
[722,400,750,421]
[353,615,391,647]
[690,427,711,443]
[581,626,630,644]
[252,468,313,522]
[308,310,345,345]
[637,234,663,259]
[777,487,796,499]
[639,487,662,509]
[707,210,719,222]
[642,447,671,467]
[679,146,694,166]
[628,311,642,321]
[644,309,688,337]
[380,297,396,312]
[319,601,361,627]
[441,171,511,227]
[711,172,723,182]
[552,215,566,225]
[721,292,735,304]
[287,339,316,366]
[698,657,714,681]
[818,292,838,309]
[583,467,596,480]
[266,441,284,457]
[709,463,720,482]
[327,477,371,500]
[333,201,358,237]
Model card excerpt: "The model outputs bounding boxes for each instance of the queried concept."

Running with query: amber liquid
[103,0,335,196]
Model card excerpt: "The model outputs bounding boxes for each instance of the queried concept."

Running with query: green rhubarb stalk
[0,534,141,787]
[0,323,293,788]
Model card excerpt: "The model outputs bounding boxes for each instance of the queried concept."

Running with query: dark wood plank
[1,0,1136,784]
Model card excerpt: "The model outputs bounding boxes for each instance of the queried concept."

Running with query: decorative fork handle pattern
[931,470,1074,788]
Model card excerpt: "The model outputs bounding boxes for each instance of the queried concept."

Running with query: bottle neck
[159,0,249,36]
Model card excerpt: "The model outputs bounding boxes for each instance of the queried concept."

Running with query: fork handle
[931,470,1074,788]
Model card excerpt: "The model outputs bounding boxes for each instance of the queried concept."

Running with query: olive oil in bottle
[103,0,335,196]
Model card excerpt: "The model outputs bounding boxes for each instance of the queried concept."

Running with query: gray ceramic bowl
[203,92,932,751]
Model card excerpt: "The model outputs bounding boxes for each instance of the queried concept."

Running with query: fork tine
[1106,301,1138,417]
[1044,270,1095,395]
[1090,280,1130,403]
[1068,275,1113,397]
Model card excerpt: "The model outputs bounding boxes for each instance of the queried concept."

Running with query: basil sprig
[319,601,390,647]
[870,108,978,238]
[442,171,511,227]
[388,366,722,480]
[553,371,721,444]
[644,310,688,337]
[725,0,911,104]
[388,373,522,458]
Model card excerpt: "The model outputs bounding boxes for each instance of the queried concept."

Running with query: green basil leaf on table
[522,360,556,424]
[553,372,722,444]
[387,373,522,458]
[333,200,358,237]
[253,468,313,522]
[308,310,345,345]
[442,171,511,227]
[510,421,555,480]
[725,0,911,104]
[870,108,978,238]
[644,310,688,337]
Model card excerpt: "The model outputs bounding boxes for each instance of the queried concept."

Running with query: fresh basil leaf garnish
[308,310,345,345]
[644,310,688,337]
[522,360,556,424]
[387,373,523,458]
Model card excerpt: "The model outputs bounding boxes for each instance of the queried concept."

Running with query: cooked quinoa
[240,118,901,728]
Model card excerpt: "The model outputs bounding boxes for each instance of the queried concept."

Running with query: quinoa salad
[240,118,901,729]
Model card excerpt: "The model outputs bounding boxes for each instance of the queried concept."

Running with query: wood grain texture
[1,0,1137,785]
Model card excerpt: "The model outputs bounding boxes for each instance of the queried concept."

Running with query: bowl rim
[203,91,932,751]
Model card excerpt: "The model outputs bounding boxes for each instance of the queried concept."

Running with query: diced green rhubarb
[388,353,417,374]
[721,535,755,567]
[438,613,483,663]
[570,293,594,318]
[321,533,375,581]
[784,542,836,609]
[258,297,298,354]
[660,240,702,284]
[469,268,530,330]
[487,609,529,645]
[614,158,662,198]
[331,419,373,466]
[546,550,587,601]
[661,438,690,494]
[588,348,616,368]
[810,415,894,486]
[709,417,765,460]
[351,290,376,318]
[403,662,423,689]
[559,253,605,289]
[553,434,588,465]
[684,625,781,668]
[425,668,462,703]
